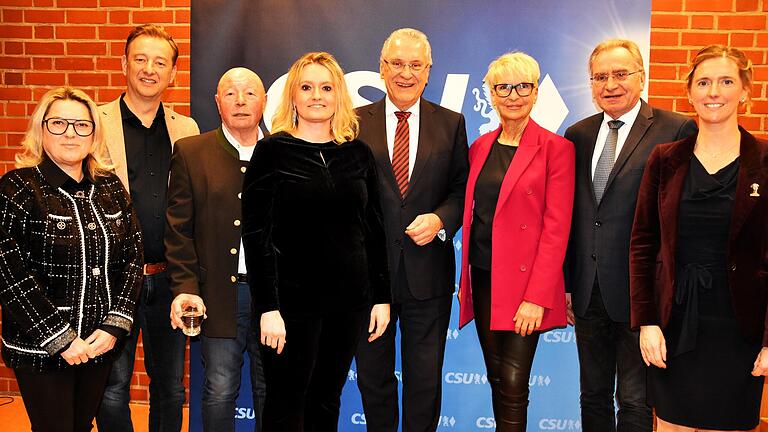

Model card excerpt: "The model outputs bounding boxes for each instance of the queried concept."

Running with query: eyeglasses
[492,82,535,98]
[43,118,95,137]
[590,70,643,85]
[382,59,430,73]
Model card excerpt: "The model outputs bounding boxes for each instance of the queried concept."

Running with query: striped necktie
[393,111,411,197]
[593,119,624,203]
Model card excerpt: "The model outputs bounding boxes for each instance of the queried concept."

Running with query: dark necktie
[593,119,624,203]
[393,111,411,197]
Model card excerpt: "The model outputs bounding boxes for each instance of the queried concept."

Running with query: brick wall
[0,0,767,404]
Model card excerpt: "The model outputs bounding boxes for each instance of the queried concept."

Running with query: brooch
[750,183,760,197]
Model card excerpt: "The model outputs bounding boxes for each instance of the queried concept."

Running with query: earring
[292,106,298,127]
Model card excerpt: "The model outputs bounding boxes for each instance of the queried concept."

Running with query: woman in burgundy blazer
[630,45,768,431]
[457,52,574,431]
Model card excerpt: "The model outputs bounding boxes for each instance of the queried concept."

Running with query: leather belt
[237,273,248,283]
[143,262,168,275]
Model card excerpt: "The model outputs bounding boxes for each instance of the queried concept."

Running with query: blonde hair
[16,87,114,178]
[381,28,433,65]
[588,39,644,76]
[271,52,359,143]
[484,51,541,86]
[686,45,753,99]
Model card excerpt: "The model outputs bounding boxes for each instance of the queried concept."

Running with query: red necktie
[393,111,411,197]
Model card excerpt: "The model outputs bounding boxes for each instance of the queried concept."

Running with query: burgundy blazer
[629,127,768,345]
[458,120,575,331]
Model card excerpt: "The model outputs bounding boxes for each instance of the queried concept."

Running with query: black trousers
[471,267,539,432]
[355,263,452,432]
[14,359,113,432]
[574,281,652,432]
[260,307,367,431]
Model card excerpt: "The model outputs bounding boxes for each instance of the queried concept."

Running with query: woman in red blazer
[630,45,768,431]
[457,52,574,431]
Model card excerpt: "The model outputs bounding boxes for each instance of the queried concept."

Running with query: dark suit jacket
[165,128,248,338]
[357,98,469,300]
[630,128,768,345]
[564,100,697,321]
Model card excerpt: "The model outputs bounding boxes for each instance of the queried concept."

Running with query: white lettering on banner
[263,72,471,131]
[542,330,576,343]
[529,374,552,386]
[351,413,367,425]
[234,407,256,420]
[538,418,582,430]
[476,417,496,429]
[444,372,488,384]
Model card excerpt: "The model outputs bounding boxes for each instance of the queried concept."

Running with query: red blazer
[458,120,575,331]
[630,128,768,345]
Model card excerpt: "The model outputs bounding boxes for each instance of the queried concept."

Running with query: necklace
[695,141,739,159]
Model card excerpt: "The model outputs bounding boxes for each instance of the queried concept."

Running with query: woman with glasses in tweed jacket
[0,87,143,432]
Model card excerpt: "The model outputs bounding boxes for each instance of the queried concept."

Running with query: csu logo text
[538,418,582,430]
[542,330,576,343]
[234,407,256,419]
[476,417,495,429]
[350,413,366,425]
[444,371,487,384]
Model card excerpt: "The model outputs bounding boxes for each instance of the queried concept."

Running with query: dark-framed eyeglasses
[590,70,643,85]
[43,118,95,137]
[492,82,535,98]
[382,59,430,73]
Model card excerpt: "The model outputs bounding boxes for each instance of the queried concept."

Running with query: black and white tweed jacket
[0,158,143,371]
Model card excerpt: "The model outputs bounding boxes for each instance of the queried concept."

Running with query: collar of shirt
[38,155,93,190]
[221,124,262,161]
[119,93,165,130]
[384,97,420,178]
[591,99,643,178]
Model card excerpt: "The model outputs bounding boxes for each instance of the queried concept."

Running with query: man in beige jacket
[96,24,199,432]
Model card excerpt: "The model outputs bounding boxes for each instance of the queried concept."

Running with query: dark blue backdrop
[189,1,651,430]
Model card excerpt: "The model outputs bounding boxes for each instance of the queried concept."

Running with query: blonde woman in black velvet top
[0,87,143,431]
[242,52,390,431]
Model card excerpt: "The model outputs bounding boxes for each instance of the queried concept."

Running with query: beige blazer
[99,97,200,191]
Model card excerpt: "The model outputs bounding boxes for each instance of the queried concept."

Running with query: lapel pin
[750,183,760,197]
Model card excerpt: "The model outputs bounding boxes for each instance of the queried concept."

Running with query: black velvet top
[242,132,390,318]
[470,139,517,270]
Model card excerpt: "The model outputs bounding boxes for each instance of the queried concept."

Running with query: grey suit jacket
[99,97,200,192]
[357,98,469,300]
[564,99,697,321]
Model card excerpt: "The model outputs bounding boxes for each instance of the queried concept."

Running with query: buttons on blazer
[591,253,596,260]
[520,265,527,272]
[230,275,237,283]
[394,239,402,248]
[240,167,247,173]
[238,193,242,199]
[731,264,737,271]
[234,219,241,227]
[594,221,602,227]
[520,224,527,230]
[230,248,237,255]
[526,188,533,195]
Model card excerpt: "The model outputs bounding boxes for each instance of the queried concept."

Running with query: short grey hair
[381,28,433,65]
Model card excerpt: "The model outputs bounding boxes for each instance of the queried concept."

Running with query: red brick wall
[0,0,767,405]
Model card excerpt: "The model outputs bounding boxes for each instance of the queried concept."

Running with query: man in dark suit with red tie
[354,28,469,432]
[564,39,697,432]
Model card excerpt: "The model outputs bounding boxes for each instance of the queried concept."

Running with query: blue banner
[190,1,651,430]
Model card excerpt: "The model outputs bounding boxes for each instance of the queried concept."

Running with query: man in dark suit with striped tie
[354,28,469,432]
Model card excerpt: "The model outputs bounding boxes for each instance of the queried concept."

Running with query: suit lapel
[729,128,765,244]
[365,100,399,195]
[495,121,541,213]
[605,100,653,191]
[100,99,130,191]
[660,136,695,260]
[409,99,434,189]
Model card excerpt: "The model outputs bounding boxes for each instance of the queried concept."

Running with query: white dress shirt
[591,100,642,179]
